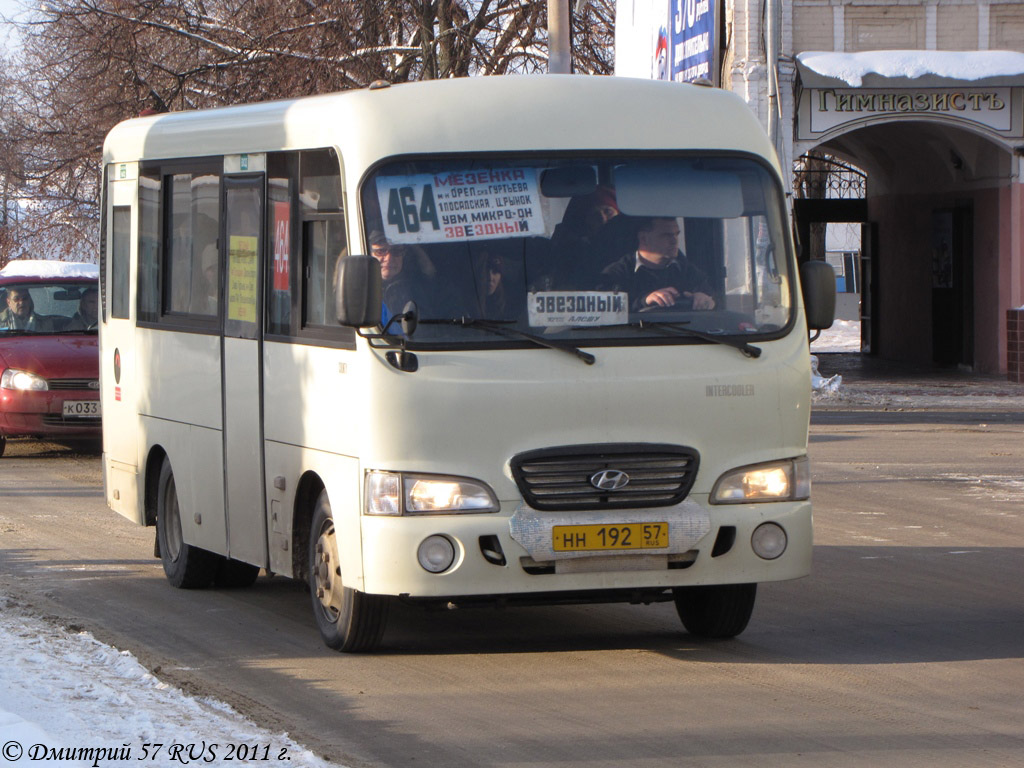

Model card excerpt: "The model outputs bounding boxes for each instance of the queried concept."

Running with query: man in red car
[0,262,100,456]
[0,287,59,331]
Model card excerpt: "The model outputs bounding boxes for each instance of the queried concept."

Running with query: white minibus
[100,75,834,651]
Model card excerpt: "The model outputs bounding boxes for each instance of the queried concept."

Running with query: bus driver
[599,216,716,312]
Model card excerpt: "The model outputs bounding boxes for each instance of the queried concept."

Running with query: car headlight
[0,368,49,391]
[711,457,810,504]
[365,471,499,515]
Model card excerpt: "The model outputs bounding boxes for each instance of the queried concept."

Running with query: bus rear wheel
[156,459,221,589]
[673,583,757,638]
[309,490,389,652]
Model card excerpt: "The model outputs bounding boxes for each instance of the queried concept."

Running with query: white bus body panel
[223,335,266,565]
[135,328,227,554]
[350,329,811,596]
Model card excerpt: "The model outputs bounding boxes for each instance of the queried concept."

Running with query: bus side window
[138,171,161,323]
[302,218,346,327]
[111,206,131,319]
[297,148,349,334]
[300,149,342,215]
[266,152,297,336]
[167,172,220,317]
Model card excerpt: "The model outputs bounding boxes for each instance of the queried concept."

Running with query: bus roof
[102,75,779,176]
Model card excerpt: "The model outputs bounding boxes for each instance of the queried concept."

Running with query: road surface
[0,414,1022,767]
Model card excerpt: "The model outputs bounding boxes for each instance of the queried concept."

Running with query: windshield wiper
[578,320,762,358]
[423,317,596,365]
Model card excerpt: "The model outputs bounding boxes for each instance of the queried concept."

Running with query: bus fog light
[417,535,456,573]
[751,523,787,560]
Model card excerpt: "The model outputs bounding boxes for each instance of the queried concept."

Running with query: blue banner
[670,0,715,83]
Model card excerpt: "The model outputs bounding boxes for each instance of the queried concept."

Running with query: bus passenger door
[102,163,141,523]
[221,167,267,566]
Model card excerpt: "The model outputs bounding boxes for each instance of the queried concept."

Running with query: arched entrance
[797,121,1013,372]
[793,63,1024,375]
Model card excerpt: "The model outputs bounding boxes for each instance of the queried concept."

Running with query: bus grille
[511,444,700,511]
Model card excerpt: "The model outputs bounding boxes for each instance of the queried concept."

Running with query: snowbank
[0,598,339,768]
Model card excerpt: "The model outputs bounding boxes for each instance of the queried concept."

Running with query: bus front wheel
[156,459,221,589]
[308,490,389,652]
[673,583,757,638]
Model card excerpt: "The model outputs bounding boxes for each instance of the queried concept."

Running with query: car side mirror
[335,255,383,328]
[800,260,836,331]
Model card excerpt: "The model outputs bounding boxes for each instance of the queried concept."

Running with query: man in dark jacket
[369,231,423,316]
[598,217,715,312]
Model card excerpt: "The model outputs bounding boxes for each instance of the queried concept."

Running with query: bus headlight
[711,457,810,504]
[1,368,48,391]
[365,471,499,515]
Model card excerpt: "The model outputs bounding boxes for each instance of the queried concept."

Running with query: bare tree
[0,0,614,261]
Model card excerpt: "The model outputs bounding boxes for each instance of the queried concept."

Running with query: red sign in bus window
[272,201,290,291]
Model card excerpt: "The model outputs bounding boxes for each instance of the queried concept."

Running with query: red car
[0,260,101,456]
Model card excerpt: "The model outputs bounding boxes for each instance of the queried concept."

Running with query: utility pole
[548,0,572,74]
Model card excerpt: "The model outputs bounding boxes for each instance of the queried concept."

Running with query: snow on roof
[0,259,99,279]
[796,50,1024,88]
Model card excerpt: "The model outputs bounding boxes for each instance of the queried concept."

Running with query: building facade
[734,0,1024,377]
[618,0,1024,377]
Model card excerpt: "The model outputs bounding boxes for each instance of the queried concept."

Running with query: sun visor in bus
[613,164,745,219]
[539,166,597,198]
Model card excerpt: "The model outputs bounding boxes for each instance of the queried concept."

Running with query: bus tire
[156,459,221,589]
[214,559,260,588]
[309,489,389,652]
[673,583,757,639]
[0,436,6,457]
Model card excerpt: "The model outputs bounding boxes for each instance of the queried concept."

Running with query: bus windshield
[360,154,793,347]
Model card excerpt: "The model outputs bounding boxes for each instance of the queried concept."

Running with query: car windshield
[360,154,793,348]
[0,281,99,334]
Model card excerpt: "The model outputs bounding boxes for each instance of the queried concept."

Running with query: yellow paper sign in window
[228,235,258,322]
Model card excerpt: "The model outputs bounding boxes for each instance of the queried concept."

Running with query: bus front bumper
[358,499,812,599]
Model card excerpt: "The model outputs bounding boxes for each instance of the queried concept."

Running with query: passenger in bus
[64,287,99,330]
[369,231,429,317]
[550,186,619,287]
[477,252,517,319]
[0,287,58,331]
[598,216,716,312]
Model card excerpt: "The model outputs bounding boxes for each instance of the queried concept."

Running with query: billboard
[615,0,718,85]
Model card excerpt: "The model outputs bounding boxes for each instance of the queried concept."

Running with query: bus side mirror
[800,260,836,331]
[336,255,383,327]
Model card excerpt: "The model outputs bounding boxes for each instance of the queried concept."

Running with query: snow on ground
[0,596,340,768]
[810,318,861,353]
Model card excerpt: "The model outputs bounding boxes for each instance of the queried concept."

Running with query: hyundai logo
[590,469,630,491]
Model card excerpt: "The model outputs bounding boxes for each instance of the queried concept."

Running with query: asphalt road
[0,415,1022,768]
